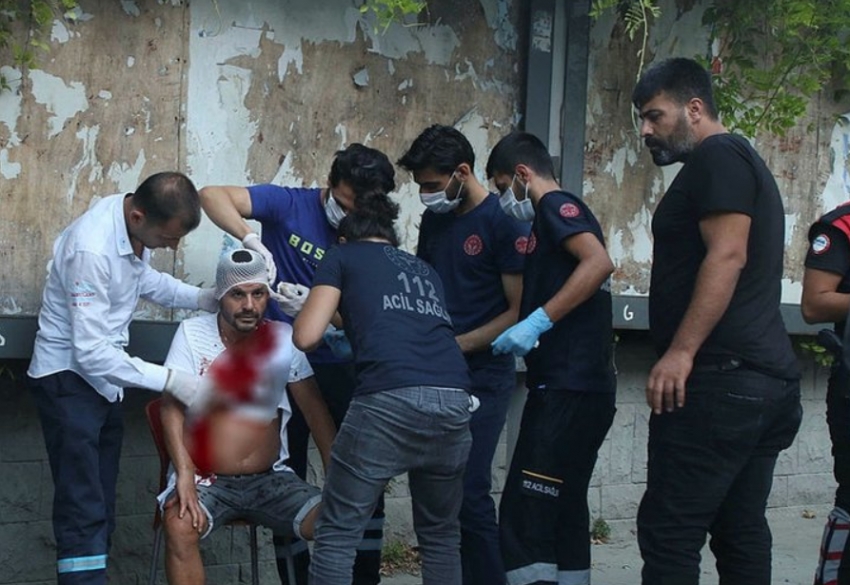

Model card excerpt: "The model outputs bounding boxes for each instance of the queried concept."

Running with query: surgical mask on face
[324,191,347,229]
[499,175,534,221]
[419,173,463,214]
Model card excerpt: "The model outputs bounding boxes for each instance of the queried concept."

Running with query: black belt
[691,357,743,373]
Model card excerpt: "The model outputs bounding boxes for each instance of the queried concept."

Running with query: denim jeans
[637,367,802,585]
[279,362,384,585]
[309,386,473,585]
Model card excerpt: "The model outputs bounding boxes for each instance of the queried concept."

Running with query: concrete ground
[381,505,831,585]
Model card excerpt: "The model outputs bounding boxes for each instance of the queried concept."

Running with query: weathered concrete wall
[0,0,522,318]
[0,336,835,583]
[586,0,850,303]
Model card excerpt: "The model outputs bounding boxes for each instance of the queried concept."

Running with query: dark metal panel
[524,0,556,143]
[559,0,591,196]
[0,316,177,362]
[611,295,818,335]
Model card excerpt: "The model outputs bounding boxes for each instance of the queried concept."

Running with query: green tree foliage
[359,0,427,33]
[0,0,78,90]
[592,0,850,137]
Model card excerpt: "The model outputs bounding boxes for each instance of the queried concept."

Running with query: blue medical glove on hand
[491,307,553,357]
[323,327,353,360]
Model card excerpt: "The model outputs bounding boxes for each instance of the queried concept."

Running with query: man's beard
[645,117,695,166]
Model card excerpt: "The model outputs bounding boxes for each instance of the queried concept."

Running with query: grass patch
[380,540,421,576]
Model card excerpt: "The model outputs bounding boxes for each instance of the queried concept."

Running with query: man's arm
[287,377,336,471]
[542,232,615,322]
[646,211,751,415]
[198,185,255,240]
[65,251,172,392]
[492,232,614,356]
[802,268,848,324]
[160,393,206,532]
[456,273,523,353]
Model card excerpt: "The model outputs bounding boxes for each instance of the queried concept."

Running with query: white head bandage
[215,249,271,300]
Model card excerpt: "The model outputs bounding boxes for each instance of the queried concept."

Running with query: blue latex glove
[323,327,353,360]
[491,307,553,357]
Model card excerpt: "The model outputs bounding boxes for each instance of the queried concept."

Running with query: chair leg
[283,536,298,585]
[149,526,163,585]
[250,524,259,585]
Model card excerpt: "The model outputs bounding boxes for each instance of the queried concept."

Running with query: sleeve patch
[812,234,831,255]
[560,203,581,218]
[515,236,529,254]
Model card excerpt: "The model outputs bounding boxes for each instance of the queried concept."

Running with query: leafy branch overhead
[592,0,850,137]
[359,0,428,33]
[0,0,78,90]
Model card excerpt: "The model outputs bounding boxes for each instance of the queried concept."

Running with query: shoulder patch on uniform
[560,203,580,218]
[515,236,529,254]
[812,234,831,255]
[464,234,483,256]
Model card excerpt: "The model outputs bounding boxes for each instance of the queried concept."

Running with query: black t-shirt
[519,190,615,393]
[649,133,799,379]
[312,241,470,396]
[805,203,850,336]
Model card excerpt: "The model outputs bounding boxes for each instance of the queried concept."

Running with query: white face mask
[419,173,463,214]
[325,191,347,229]
[499,175,534,221]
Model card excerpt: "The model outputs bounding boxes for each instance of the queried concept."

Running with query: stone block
[0,520,56,582]
[606,404,639,485]
[794,405,832,475]
[0,461,44,523]
[115,454,161,516]
[767,475,789,509]
[786,473,837,507]
[588,486,602,519]
[600,483,644,521]
[383,496,415,543]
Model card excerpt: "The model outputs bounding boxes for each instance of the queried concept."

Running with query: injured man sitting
[159,248,335,585]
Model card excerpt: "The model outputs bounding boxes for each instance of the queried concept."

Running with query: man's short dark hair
[329,143,396,196]
[632,57,718,119]
[132,172,201,231]
[397,124,476,174]
[485,131,555,180]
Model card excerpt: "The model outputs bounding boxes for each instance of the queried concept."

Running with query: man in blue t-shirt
[397,124,528,585]
[199,144,395,585]
[486,132,617,585]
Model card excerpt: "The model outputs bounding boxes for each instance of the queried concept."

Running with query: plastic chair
[145,398,297,585]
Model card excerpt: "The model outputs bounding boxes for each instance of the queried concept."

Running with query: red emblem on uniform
[464,235,483,256]
[560,203,580,218]
[526,232,537,254]
[515,236,529,254]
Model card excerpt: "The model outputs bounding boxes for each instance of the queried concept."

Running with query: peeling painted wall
[586,0,850,305]
[1,0,522,317]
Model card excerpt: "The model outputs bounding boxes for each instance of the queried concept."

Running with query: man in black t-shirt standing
[486,132,616,585]
[803,203,850,584]
[633,57,802,585]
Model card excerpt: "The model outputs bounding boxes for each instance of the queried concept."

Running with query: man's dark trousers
[637,367,802,585]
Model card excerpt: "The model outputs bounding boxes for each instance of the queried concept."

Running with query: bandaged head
[215,249,271,300]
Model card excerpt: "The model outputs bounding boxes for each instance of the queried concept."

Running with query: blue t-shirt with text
[249,184,338,363]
